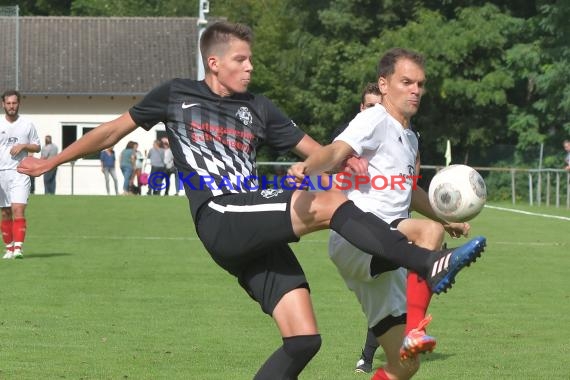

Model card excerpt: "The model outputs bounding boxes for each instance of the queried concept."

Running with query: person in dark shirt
[18,21,486,379]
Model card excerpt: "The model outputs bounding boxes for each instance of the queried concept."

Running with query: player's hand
[10,144,26,156]
[342,155,369,176]
[443,222,470,238]
[287,162,307,184]
[17,156,52,177]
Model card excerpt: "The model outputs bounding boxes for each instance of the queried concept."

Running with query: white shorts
[0,170,31,207]
[329,230,406,328]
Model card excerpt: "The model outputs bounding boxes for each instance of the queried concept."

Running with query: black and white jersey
[129,79,305,219]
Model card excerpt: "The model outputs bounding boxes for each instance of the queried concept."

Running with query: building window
[61,124,100,160]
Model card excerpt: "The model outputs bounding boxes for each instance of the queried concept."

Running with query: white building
[0,16,209,194]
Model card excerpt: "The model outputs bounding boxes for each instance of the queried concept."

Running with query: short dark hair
[360,82,381,104]
[2,89,20,102]
[377,48,425,79]
[200,21,253,71]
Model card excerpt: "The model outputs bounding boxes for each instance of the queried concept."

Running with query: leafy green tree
[499,0,570,167]
[368,5,525,165]
[0,0,72,15]
[13,0,567,167]
[70,0,198,16]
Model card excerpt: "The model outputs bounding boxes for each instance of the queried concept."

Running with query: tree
[70,0,198,16]
[2,0,72,15]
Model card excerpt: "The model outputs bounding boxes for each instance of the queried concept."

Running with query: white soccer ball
[428,164,486,223]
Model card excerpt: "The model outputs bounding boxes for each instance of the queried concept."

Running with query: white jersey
[0,115,40,170]
[328,104,418,328]
[334,104,418,222]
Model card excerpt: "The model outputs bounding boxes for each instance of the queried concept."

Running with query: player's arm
[10,143,41,156]
[411,151,456,226]
[26,143,41,153]
[291,134,322,159]
[410,186,442,222]
[289,139,356,181]
[18,112,138,177]
[411,187,469,238]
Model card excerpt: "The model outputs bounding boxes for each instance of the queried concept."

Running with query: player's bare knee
[421,220,444,250]
[317,191,348,221]
[291,190,347,230]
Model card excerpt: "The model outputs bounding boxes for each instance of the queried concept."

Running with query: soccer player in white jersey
[1,90,41,259]
[291,48,472,379]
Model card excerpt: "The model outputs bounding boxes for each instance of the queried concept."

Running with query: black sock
[361,328,379,362]
[330,200,434,279]
[254,334,322,380]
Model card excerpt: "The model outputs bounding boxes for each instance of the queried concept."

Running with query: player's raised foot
[354,358,372,374]
[427,236,486,294]
[2,250,14,259]
[13,248,23,259]
[400,315,436,360]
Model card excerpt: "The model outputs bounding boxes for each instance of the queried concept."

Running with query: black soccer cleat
[428,236,486,294]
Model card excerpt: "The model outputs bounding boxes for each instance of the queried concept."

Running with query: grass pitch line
[485,205,570,221]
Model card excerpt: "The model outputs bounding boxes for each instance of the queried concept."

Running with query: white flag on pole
[445,139,452,166]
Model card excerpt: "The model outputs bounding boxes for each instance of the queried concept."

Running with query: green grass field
[1,196,569,379]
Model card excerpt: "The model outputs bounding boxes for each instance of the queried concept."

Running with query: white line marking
[485,205,570,221]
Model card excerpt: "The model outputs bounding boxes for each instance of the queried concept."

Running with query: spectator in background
[133,142,145,181]
[130,142,145,195]
[146,139,165,196]
[119,141,136,195]
[162,139,180,196]
[564,139,570,171]
[100,147,119,195]
[40,135,58,194]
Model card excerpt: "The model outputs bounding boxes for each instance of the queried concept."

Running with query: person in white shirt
[292,49,472,380]
[0,90,41,259]
[162,139,180,196]
[40,135,58,194]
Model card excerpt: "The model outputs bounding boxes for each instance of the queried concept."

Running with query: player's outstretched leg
[399,314,436,360]
[427,236,486,294]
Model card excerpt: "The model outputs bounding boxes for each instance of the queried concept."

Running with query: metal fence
[421,165,570,208]
[259,162,570,209]
[49,161,570,208]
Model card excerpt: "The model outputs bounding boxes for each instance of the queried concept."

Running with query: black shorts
[371,313,407,338]
[196,189,307,315]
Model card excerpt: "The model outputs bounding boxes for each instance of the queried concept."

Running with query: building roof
[0,16,209,95]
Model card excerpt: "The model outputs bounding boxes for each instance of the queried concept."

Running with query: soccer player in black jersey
[18,21,486,379]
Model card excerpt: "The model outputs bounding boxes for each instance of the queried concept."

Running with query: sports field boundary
[484,204,570,221]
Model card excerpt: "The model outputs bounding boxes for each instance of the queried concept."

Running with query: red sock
[406,271,432,334]
[371,368,390,380]
[13,218,26,244]
[1,219,13,245]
